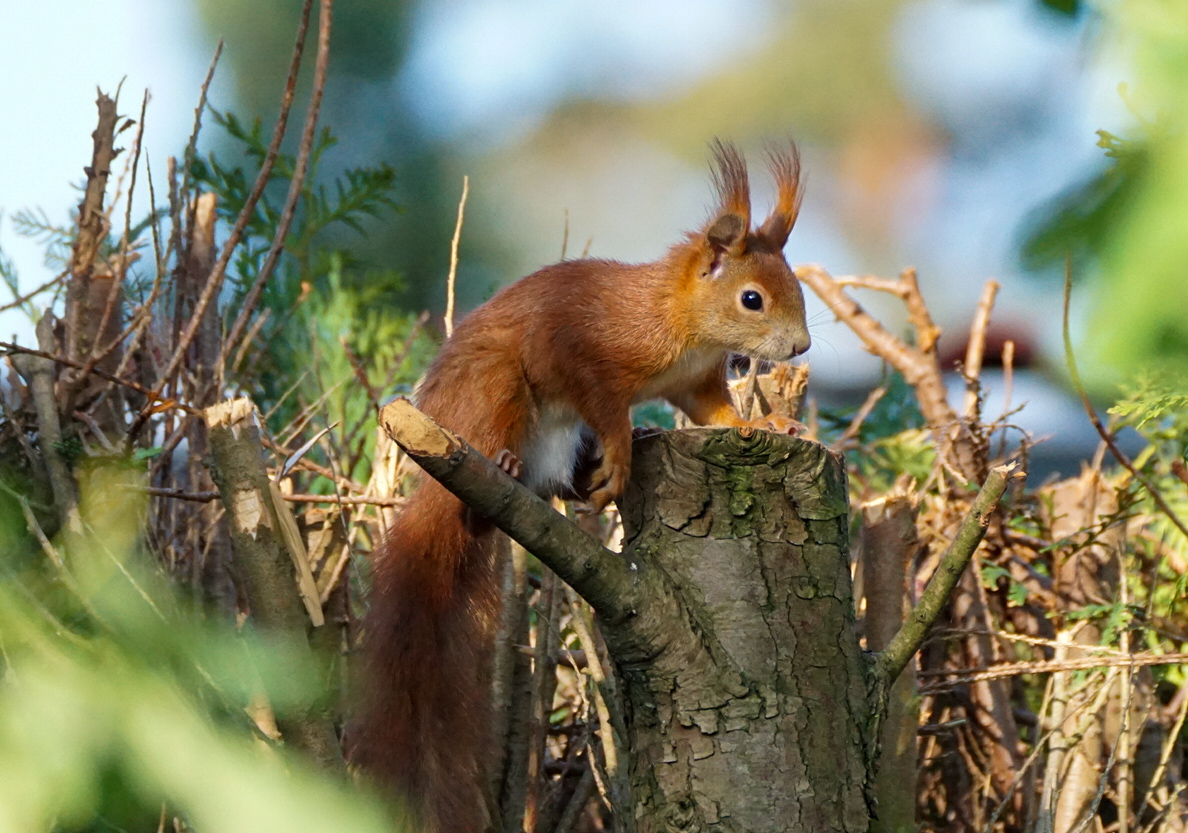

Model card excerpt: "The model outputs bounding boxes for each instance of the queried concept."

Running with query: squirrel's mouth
[753,331,810,363]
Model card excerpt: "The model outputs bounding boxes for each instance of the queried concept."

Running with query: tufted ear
[704,139,750,255]
[706,212,746,254]
[756,142,803,249]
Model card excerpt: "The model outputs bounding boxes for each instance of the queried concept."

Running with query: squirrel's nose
[789,330,811,359]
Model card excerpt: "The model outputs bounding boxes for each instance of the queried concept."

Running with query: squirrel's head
[688,140,811,363]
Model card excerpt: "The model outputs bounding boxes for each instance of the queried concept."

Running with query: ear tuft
[757,142,803,249]
[706,213,746,253]
[708,139,751,235]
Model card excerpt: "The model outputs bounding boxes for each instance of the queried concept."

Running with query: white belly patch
[521,404,585,496]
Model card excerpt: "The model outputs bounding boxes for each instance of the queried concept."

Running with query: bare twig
[919,652,1188,692]
[0,341,200,415]
[445,175,469,338]
[220,0,329,365]
[836,384,887,448]
[962,279,1000,420]
[178,39,224,243]
[0,270,68,315]
[797,264,980,479]
[1138,679,1188,827]
[340,336,380,406]
[130,1,317,440]
[261,435,365,494]
[141,486,401,507]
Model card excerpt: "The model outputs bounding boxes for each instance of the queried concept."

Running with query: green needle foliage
[192,108,435,476]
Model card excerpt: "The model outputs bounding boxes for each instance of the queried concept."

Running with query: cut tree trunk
[609,430,874,833]
[378,400,1008,833]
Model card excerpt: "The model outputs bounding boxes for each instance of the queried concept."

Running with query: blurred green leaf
[0,466,401,833]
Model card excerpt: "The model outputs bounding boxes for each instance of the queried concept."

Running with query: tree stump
[607,429,873,833]
[377,399,1008,833]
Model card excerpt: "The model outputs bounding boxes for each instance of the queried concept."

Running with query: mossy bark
[608,430,873,833]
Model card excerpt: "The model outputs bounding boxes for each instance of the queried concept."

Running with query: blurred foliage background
[179,0,1188,402]
[3,0,1188,830]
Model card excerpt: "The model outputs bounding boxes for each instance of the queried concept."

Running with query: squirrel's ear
[706,139,750,255]
[706,212,747,254]
[756,142,803,249]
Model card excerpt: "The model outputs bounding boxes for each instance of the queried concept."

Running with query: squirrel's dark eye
[741,289,763,311]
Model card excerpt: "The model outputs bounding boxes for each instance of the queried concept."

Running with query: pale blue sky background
[0,1,218,342]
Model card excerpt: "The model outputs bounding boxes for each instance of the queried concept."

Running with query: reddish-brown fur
[355,141,810,832]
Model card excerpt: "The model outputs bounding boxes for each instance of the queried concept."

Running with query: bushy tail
[354,482,500,833]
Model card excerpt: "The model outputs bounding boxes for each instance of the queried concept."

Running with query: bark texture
[860,493,920,833]
[204,397,343,774]
[611,429,872,833]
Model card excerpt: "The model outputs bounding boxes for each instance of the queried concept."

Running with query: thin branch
[1061,257,1188,543]
[0,270,68,315]
[834,274,907,296]
[877,462,1016,686]
[340,335,380,406]
[220,0,329,365]
[445,174,469,338]
[835,384,887,448]
[798,263,979,481]
[141,486,401,507]
[901,267,942,355]
[130,1,316,440]
[962,279,1000,420]
[261,435,365,494]
[0,341,200,415]
[918,651,1188,692]
[376,397,635,621]
[178,39,224,243]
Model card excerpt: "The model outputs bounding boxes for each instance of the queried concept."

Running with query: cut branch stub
[611,429,873,833]
[204,397,341,772]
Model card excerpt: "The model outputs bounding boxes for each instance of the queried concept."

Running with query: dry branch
[376,397,635,622]
[220,0,330,365]
[64,91,120,377]
[877,462,1016,687]
[131,0,320,440]
[797,263,981,481]
[204,397,343,773]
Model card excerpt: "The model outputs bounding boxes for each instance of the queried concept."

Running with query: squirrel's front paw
[747,414,804,435]
[586,458,628,513]
[493,449,524,480]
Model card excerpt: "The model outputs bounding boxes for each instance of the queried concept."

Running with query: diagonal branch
[127,0,317,440]
[1061,258,1188,544]
[220,0,334,368]
[376,398,637,622]
[875,462,1016,688]
[797,263,981,481]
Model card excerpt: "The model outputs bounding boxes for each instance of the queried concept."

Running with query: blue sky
[0,1,218,341]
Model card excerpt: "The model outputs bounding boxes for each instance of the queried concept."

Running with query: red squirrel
[355,140,810,832]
